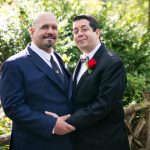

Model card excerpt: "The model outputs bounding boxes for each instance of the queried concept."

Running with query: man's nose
[47,27,54,34]
[77,30,83,37]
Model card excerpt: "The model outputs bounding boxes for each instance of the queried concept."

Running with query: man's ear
[28,27,34,34]
[95,29,100,38]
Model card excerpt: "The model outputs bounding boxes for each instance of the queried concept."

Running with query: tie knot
[80,56,89,63]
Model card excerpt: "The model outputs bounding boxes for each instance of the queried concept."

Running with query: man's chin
[45,44,53,48]
[78,44,87,49]
[44,41,54,48]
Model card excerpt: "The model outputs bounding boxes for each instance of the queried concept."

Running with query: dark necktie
[50,56,64,83]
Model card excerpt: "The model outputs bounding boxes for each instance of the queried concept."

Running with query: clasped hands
[45,111,76,135]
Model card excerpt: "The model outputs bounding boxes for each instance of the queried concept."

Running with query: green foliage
[0,146,9,150]
[0,109,11,135]
[93,0,150,105]
[99,19,150,104]
[0,108,11,149]
[0,0,149,104]
[0,1,149,149]
[124,74,147,105]
[0,1,31,63]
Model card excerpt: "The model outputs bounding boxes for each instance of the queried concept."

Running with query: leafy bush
[0,107,11,133]
[124,74,147,105]
[0,2,149,149]
[0,0,149,104]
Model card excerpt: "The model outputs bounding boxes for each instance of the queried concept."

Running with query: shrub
[0,0,149,105]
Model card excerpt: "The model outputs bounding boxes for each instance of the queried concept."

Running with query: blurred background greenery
[0,0,149,149]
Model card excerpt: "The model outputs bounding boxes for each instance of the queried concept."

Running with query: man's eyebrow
[40,24,58,28]
[73,25,88,30]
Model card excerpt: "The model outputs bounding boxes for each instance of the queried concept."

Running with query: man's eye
[41,25,49,29]
[52,26,58,30]
[73,30,78,34]
[82,28,88,32]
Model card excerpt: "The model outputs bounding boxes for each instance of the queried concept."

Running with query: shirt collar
[82,42,101,60]
[30,42,54,61]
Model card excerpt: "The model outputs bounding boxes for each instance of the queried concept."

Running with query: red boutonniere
[87,58,97,74]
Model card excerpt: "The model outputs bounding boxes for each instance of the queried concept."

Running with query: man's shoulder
[97,46,123,70]
[98,43,120,61]
[2,49,29,69]
[6,49,27,63]
[102,47,122,63]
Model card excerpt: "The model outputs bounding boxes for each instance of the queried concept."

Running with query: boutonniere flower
[62,54,71,69]
[87,58,97,74]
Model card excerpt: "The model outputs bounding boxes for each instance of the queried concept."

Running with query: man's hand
[45,111,76,135]
[54,115,75,135]
[45,111,59,118]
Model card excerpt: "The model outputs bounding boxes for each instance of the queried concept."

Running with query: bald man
[0,12,75,150]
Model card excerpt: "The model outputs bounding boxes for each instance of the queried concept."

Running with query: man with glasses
[47,14,130,150]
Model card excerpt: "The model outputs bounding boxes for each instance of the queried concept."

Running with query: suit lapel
[93,43,105,60]
[73,60,81,87]
[74,43,106,92]
[26,46,65,91]
[76,70,88,90]
[54,52,71,77]
[54,52,71,84]
[54,52,72,100]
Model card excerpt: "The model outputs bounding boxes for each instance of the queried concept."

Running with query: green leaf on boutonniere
[88,69,92,74]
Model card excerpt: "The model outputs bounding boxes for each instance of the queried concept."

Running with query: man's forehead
[33,12,57,26]
[73,23,90,30]
[73,19,89,26]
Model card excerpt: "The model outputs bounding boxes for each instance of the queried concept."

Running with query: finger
[45,111,59,118]
[62,121,76,131]
[60,114,71,120]
[66,124,76,131]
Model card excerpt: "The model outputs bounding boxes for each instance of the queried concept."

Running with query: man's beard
[45,43,53,48]
[43,35,56,49]
[44,37,56,49]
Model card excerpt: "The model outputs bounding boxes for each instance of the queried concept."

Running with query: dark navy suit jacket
[0,45,73,150]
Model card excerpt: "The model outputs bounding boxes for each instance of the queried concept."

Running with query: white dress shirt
[77,42,101,84]
[30,42,63,74]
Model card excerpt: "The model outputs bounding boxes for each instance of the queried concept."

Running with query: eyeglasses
[72,27,90,35]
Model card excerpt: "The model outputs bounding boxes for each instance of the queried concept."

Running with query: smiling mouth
[44,36,56,40]
[78,39,87,43]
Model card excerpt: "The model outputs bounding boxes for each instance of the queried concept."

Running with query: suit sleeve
[0,60,57,139]
[67,60,126,128]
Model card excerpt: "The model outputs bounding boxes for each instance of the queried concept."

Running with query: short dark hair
[73,15,99,31]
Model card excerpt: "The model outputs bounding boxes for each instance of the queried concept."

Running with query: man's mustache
[43,35,56,39]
